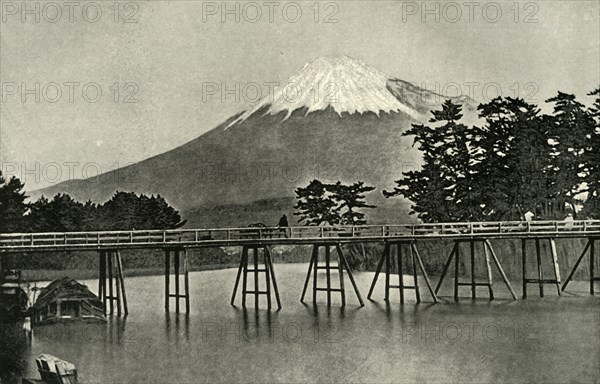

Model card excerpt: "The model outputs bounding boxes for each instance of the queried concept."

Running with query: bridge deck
[1,220,599,253]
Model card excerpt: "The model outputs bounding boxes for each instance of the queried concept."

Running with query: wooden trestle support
[521,238,562,298]
[98,250,128,316]
[231,245,282,310]
[164,248,190,313]
[368,241,438,303]
[435,239,517,301]
[300,243,364,307]
[562,237,599,295]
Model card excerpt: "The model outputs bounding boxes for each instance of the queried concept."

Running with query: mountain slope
[32,56,477,226]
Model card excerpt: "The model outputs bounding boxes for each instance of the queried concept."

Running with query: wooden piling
[108,252,114,315]
[384,243,390,301]
[398,243,404,304]
[522,239,527,299]
[411,245,420,304]
[454,241,460,302]
[367,245,386,300]
[591,239,595,295]
[265,246,282,310]
[536,239,543,297]
[231,248,246,305]
[254,247,259,307]
[325,246,332,306]
[114,253,122,317]
[483,243,494,300]
[165,250,170,312]
[412,243,438,303]
[470,240,476,299]
[549,239,561,295]
[116,251,128,315]
[300,246,317,303]
[184,249,190,313]
[312,246,318,305]
[175,250,180,313]
[337,248,346,307]
[435,243,456,295]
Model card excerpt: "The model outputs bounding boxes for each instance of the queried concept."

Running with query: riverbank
[20,263,238,283]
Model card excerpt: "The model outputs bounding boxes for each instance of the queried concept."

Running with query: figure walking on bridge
[278,214,289,238]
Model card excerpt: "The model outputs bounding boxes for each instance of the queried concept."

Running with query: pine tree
[583,88,600,218]
[294,179,376,225]
[330,181,376,225]
[0,172,28,232]
[27,194,86,232]
[384,100,480,222]
[98,191,183,230]
[546,92,595,217]
[294,180,341,226]
[475,97,551,220]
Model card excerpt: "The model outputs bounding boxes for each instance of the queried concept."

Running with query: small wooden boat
[22,354,78,384]
[31,277,105,325]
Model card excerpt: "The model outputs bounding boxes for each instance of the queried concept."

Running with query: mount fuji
[32,55,477,227]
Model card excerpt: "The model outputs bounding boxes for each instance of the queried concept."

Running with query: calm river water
[1,264,599,383]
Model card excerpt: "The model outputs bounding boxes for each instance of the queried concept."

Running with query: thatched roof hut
[32,277,105,325]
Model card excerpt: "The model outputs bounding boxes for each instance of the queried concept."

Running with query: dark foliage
[582,88,600,218]
[294,180,376,226]
[0,178,184,233]
[386,90,600,221]
[0,172,28,233]
[384,100,481,222]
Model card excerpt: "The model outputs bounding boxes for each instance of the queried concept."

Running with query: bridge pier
[562,237,599,295]
[164,248,190,313]
[231,245,281,310]
[521,238,562,298]
[98,250,128,316]
[435,239,517,301]
[300,243,364,307]
[368,241,437,303]
[0,254,5,285]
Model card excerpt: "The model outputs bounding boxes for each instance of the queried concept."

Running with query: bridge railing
[1,220,599,249]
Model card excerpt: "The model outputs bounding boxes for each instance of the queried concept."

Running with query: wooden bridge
[1,220,598,316]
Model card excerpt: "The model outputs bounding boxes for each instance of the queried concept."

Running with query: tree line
[293,89,600,225]
[0,174,184,233]
[384,89,600,222]
[294,180,376,225]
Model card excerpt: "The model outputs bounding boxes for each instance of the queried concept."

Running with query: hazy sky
[1,0,598,189]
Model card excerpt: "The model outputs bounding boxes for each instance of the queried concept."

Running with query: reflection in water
[370,299,393,321]
[0,270,597,383]
[237,307,274,341]
[165,312,190,345]
[107,315,129,345]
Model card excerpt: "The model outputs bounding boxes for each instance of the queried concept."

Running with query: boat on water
[30,277,105,325]
[21,354,78,384]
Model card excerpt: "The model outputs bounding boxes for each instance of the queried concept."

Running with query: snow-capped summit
[228,55,420,127]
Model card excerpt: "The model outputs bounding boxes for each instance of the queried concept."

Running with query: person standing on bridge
[278,214,289,238]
